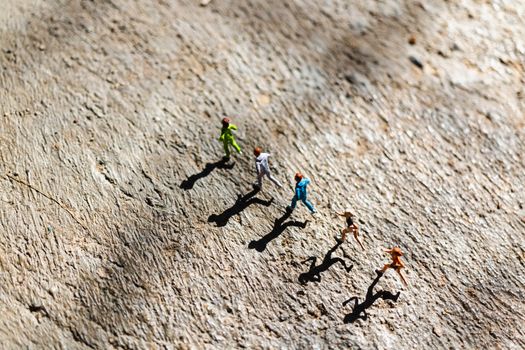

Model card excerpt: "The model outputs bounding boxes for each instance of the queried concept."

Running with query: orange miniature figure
[376,247,408,286]
[336,211,364,249]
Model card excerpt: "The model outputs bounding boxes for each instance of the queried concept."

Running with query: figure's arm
[255,161,261,175]
[229,124,238,131]
[304,178,311,185]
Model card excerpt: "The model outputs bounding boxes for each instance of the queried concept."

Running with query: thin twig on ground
[2,173,88,231]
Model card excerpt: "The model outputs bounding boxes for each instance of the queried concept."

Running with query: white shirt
[255,153,271,174]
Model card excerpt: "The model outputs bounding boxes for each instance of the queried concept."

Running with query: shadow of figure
[248,210,308,252]
[208,189,273,227]
[298,242,353,284]
[180,158,235,190]
[342,272,400,323]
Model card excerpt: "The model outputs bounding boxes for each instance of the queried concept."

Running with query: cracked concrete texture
[0,0,524,349]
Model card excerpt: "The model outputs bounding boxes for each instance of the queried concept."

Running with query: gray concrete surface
[0,0,524,348]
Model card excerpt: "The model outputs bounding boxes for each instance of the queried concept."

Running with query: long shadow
[342,272,400,323]
[248,210,308,252]
[298,242,353,284]
[208,189,273,227]
[180,158,235,190]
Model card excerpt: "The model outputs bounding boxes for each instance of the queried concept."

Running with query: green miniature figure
[219,117,242,158]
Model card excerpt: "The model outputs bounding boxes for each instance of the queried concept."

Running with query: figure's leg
[340,227,350,241]
[230,139,241,153]
[352,226,364,249]
[223,140,231,157]
[396,268,408,286]
[256,172,264,189]
[266,171,283,188]
[301,198,316,213]
[290,195,298,209]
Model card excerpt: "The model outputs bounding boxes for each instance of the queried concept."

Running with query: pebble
[409,56,424,69]
[257,94,271,107]
[344,74,358,84]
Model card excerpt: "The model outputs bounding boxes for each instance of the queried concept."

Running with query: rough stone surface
[1,0,524,349]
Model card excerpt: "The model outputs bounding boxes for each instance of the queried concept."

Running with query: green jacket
[219,124,238,142]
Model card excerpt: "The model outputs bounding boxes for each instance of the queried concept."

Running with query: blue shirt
[295,178,310,199]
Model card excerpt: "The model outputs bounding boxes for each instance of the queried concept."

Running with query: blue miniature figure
[287,173,316,214]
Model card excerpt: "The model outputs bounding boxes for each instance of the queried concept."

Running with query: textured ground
[1,0,524,349]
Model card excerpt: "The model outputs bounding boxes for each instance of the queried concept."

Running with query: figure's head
[222,117,230,126]
[294,172,303,182]
[345,209,354,217]
[390,247,403,257]
[254,147,262,156]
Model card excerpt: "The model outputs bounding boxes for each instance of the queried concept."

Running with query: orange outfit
[379,247,407,286]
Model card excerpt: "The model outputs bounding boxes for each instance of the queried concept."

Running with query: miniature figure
[219,117,242,158]
[336,210,364,248]
[253,147,282,190]
[376,247,407,286]
[287,173,316,214]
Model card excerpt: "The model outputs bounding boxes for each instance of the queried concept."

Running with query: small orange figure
[336,211,363,249]
[377,247,408,286]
